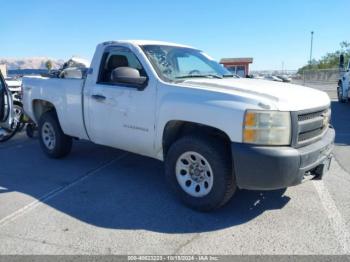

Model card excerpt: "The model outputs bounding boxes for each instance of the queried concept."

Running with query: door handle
[91,94,106,101]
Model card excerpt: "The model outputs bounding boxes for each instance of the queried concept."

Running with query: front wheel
[38,111,72,158]
[165,135,237,211]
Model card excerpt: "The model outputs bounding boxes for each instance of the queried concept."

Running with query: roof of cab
[100,40,195,49]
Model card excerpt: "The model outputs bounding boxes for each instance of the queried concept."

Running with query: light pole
[309,31,314,67]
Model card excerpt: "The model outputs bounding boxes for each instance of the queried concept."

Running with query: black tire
[338,84,347,103]
[26,123,37,139]
[38,111,72,158]
[165,135,237,211]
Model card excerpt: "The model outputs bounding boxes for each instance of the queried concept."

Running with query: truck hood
[183,78,330,111]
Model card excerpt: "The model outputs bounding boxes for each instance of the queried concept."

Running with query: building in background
[220,58,253,77]
[0,64,7,78]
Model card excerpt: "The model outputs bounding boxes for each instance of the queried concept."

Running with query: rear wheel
[38,111,72,158]
[165,135,236,211]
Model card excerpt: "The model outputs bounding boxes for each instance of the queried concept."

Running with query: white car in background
[253,75,265,80]
[337,54,350,103]
[277,75,292,82]
[264,75,283,82]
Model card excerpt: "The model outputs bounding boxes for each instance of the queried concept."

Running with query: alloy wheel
[175,151,214,197]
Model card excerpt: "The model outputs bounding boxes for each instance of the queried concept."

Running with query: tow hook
[312,154,333,180]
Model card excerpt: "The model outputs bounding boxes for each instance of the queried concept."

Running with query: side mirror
[339,54,345,69]
[111,67,148,90]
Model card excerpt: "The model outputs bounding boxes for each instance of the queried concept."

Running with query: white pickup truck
[337,54,350,103]
[6,40,334,211]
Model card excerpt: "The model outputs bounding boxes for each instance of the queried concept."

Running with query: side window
[98,47,146,83]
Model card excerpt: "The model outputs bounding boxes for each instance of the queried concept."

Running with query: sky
[0,0,349,70]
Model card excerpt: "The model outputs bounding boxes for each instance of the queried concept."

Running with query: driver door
[84,46,157,157]
[0,72,14,130]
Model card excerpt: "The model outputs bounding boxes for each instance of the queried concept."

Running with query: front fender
[154,92,253,160]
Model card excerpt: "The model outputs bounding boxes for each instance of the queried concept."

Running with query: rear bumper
[231,127,335,190]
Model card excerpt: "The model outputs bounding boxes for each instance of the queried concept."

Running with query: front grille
[296,107,330,146]
[298,127,326,142]
[298,109,328,122]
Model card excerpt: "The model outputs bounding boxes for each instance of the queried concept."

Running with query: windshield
[141,45,233,82]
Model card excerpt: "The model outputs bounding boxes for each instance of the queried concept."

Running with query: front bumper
[231,127,335,190]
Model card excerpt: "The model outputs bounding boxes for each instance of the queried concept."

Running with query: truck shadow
[1,141,290,234]
[331,101,350,145]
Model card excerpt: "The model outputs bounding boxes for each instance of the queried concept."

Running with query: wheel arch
[32,99,57,123]
[162,120,232,159]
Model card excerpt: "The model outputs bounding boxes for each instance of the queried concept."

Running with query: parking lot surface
[1,95,350,255]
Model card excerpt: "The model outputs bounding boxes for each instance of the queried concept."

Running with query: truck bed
[22,76,89,140]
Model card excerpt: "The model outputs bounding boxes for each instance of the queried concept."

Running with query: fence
[250,70,297,76]
[301,68,339,86]
[251,69,339,91]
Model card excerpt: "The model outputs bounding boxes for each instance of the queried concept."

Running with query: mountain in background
[0,57,64,70]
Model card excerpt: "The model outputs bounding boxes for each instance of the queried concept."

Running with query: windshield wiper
[175,74,223,79]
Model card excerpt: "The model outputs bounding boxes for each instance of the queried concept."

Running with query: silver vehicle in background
[0,76,37,142]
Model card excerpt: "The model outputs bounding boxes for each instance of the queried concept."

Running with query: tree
[298,41,350,73]
[45,60,53,71]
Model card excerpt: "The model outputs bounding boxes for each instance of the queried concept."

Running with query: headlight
[243,110,291,145]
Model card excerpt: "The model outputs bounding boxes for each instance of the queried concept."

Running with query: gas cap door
[0,72,14,130]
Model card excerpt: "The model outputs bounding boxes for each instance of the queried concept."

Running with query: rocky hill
[0,57,64,70]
